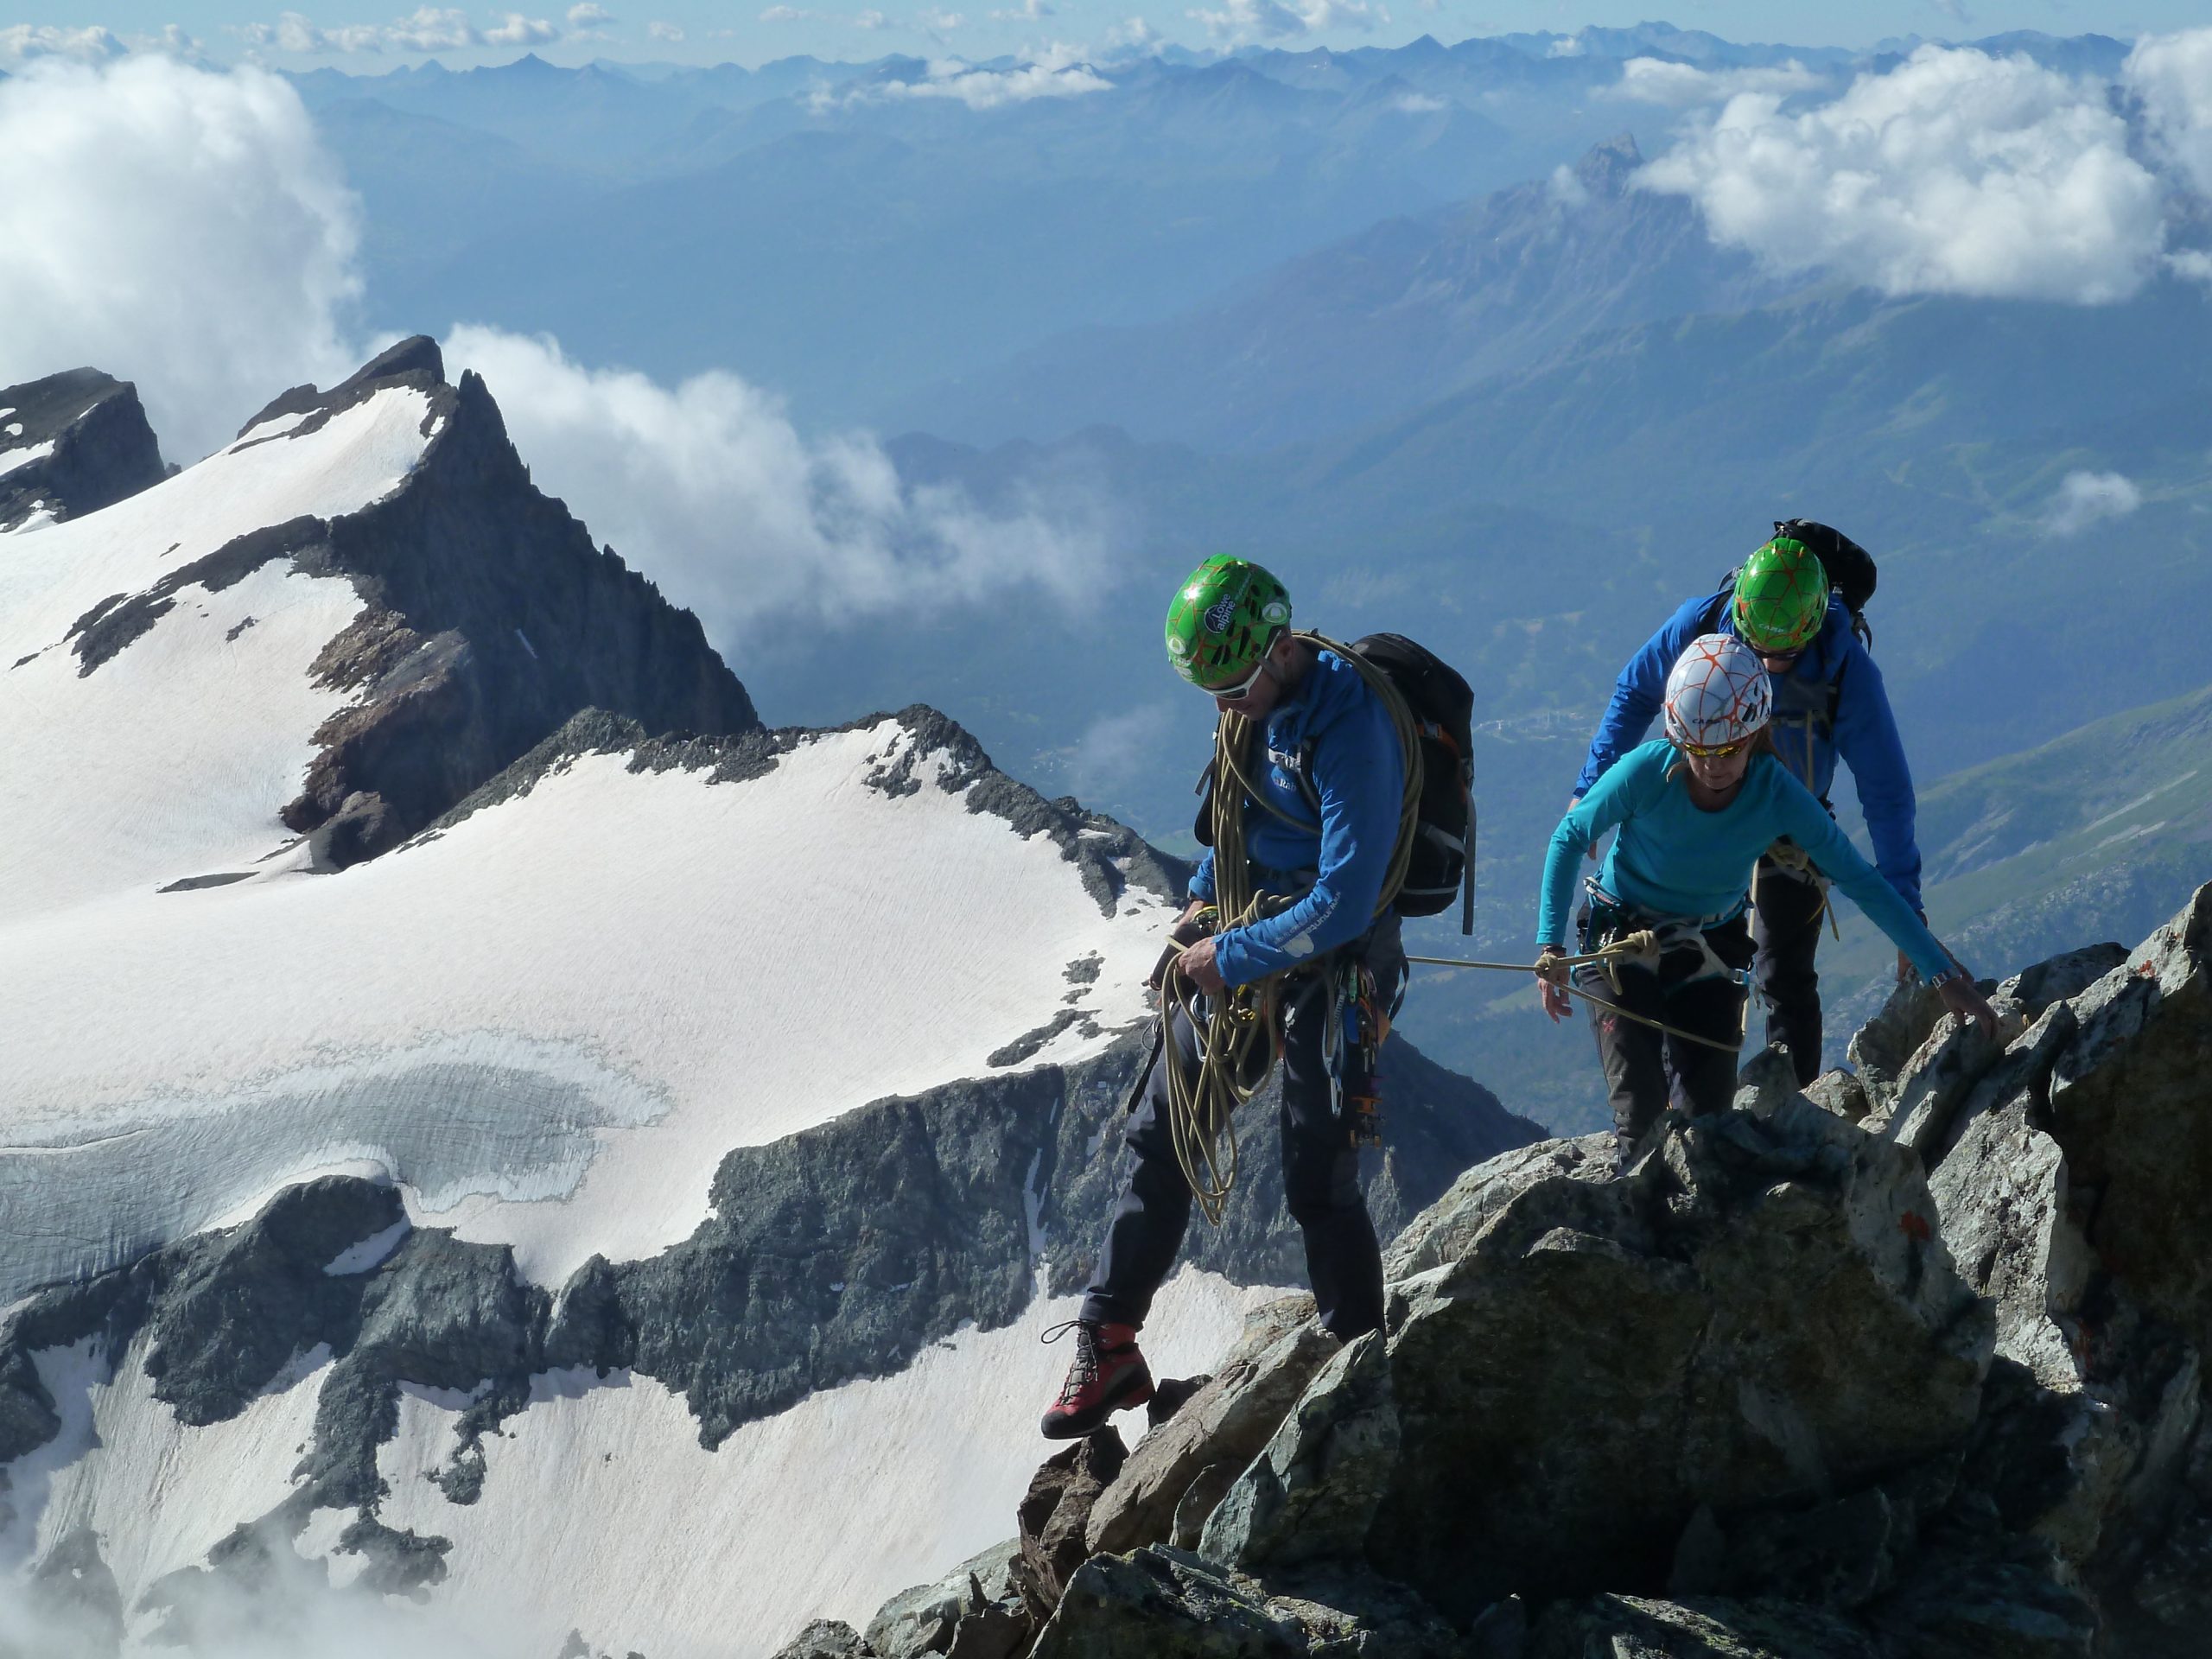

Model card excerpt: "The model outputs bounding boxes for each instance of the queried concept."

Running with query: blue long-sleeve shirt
[1539,741,1951,982]
[1573,592,1923,913]
[1189,648,1404,986]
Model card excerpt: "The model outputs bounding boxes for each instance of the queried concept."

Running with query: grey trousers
[1081,917,1403,1342]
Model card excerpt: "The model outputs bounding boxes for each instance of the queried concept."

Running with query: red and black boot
[1039,1319,1153,1440]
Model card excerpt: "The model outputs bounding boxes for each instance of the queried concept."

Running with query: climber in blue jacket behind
[1573,528,1924,1084]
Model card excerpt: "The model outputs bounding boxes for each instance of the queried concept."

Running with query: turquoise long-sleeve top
[1537,740,1952,982]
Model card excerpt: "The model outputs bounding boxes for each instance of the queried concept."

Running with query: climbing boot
[1039,1319,1152,1440]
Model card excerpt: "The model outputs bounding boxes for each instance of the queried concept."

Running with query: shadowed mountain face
[883,135,1806,450]
[0,369,166,531]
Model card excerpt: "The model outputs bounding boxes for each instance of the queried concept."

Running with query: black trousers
[1752,855,1828,1087]
[1081,917,1402,1343]
[1576,911,1751,1157]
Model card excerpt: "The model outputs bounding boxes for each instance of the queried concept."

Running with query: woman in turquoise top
[1535,634,1997,1160]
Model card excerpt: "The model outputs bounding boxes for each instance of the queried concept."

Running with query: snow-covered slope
[0,713,1170,1303]
[1,383,435,920]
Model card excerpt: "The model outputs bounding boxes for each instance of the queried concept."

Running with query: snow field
[0,386,434,922]
[366,1269,1284,1658]
[0,728,1173,1299]
[0,1334,330,1606]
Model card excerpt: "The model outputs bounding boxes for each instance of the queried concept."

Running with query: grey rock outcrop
[868,1539,1023,1656]
[774,1621,879,1659]
[1527,1593,1884,1658]
[0,367,166,531]
[1032,1548,1462,1658]
[1199,1330,1396,1573]
[1372,1092,1990,1618]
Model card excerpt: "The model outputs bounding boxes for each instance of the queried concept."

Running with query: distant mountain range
[881,133,1804,448]
[290,27,2133,425]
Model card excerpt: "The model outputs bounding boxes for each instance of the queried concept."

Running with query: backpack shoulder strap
[1699,577,1735,636]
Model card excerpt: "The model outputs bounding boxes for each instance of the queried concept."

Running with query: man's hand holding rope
[1177,937,1227,995]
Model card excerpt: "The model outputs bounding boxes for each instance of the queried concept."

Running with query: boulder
[1368,1092,1992,1618]
[1084,1301,1335,1558]
[1031,1548,1461,1658]
[1199,1330,1397,1572]
[1878,994,2025,1158]
[1526,1593,1885,1658]
[1014,1431,1127,1623]
[1927,1090,2088,1393]
[1867,1544,2096,1659]
[2044,886,2212,1357]
[772,1623,878,1659]
[1380,1133,1615,1281]
[866,1538,1021,1656]
[1802,1070,1872,1125]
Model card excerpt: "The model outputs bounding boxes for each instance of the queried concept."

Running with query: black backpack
[1194,632,1478,934]
[1354,633,1477,932]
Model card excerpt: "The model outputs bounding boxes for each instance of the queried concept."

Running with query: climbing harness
[1154,632,1425,1225]
[1756,835,1841,941]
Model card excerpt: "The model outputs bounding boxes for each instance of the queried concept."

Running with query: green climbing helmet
[1732,536,1831,654]
[1165,555,1293,690]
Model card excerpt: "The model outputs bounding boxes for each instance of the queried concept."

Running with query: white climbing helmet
[1663,632,1772,754]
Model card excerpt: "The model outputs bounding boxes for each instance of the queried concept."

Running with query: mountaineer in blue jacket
[1040,554,1405,1440]
[1573,528,1923,1084]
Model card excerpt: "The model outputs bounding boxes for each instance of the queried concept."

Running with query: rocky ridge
[0,368,167,532]
[53,338,760,870]
[781,880,2212,1659]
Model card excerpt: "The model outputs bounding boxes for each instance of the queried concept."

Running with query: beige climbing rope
[1155,632,1425,1225]
[1402,939,1748,1055]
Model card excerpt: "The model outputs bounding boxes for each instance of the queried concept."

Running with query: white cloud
[0,56,360,460]
[819,54,1110,109]
[238,6,560,55]
[567,2,617,24]
[1608,56,1822,108]
[384,7,481,49]
[0,25,128,64]
[1391,91,1445,113]
[1103,15,1160,50]
[646,19,686,41]
[1546,162,1588,207]
[482,12,560,46]
[854,9,889,27]
[1060,702,1177,799]
[445,327,1109,648]
[1545,33,1582,57]
[991,0,1055,17]
[760,5,809,17]
[1637,45,2168,305]
[2126,28,2212,200]
[2044,470,2143,536]
[920,9,965,29]
[243,13,391,53]
[1190,0,1385,41]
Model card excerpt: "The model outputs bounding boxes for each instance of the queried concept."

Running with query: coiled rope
[1156,632,1424,1225]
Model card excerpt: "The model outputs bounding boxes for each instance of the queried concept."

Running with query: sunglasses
[1677,737,1749,760]
[1202,656,1272,701]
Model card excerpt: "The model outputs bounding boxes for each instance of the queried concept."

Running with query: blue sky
[14,3,2207,72]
